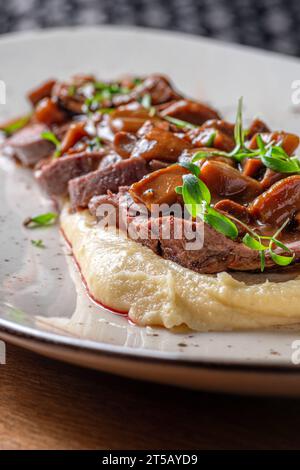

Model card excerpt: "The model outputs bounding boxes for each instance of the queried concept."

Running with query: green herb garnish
[176,163,294,270]
[1,114,31,136]
[179,161,200,177]
[31,239,45,248]
[41,131,61,158]
[204,206,239,240]
[176,166,238,240]
[140,93,152,109]
[67,85,76,96]
[99,108,114,114]
[241,219,294,271]
[84,82,130,113]
[88,136,102,151]
[164,115,197,130]
[84,94,105,111]
[232,96,244,152]
[192,98,300,174]
[139,93,156,117]
[94,82,129,95]
[133,78,143,86]
[202,130,216,147]
[23,212,58,228]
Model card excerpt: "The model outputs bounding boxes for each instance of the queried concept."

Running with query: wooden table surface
[1,344,300,450]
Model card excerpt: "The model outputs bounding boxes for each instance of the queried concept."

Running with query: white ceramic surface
[1,26,300,395]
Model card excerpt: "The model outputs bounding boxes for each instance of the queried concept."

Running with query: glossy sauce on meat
[3,72,300,274]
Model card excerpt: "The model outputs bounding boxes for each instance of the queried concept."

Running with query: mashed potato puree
[61,206,300,332]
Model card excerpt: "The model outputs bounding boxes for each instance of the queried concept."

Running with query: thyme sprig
[164,115,197,130]
[41,131,61,158]
[176,162,238,240]
[84,82,130,112]
[0,114,31,136]
[176,162,295,271]
[140,93,156,117]
[31,239,46,248]
[192,97,300,174]
[23,212,58,228]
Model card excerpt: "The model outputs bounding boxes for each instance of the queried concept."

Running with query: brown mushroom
[187,119,235,152]
[260,168,285,190]
[27,79,56,107]
[214,199,251,224]
[250,175,300,226]
[246,118,270,139]
[112,74,181,107]
[200,160,262,203]
[129,164,189,209]
[110,117,149,134]
[131,127,192,162]
[249,131,299,156]
[242,158,263,178]
[200,119,234,136]
[60,121,89,154]
[113,132,137,158]
[34,97,67,126]
[108,104,153,133]
[160,99,220,126]
[214,199,252,235]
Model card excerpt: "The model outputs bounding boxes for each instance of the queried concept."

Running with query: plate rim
[1,24,300,375]
[1,318,300,373]
[0,23,299,67]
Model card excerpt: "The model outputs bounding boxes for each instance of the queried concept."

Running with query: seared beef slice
[35,150,104,196]
[3,124,55,166]
[69,157,148,210]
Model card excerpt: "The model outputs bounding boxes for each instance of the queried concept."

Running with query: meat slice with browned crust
[3,123,55,166]
[35,150,105,196]
[68,157,149,210]
[89,189,300,274]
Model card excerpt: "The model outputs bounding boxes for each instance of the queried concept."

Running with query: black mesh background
[0,0,299,56]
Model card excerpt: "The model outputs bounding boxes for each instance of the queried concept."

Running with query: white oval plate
[1,26,300,396]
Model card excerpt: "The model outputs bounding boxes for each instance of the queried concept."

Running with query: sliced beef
[127,216,274,273]
[98,151,122,170]
[88,187,130,218]
[148,159,169,171]
[69,156,149,210]
[3,123,55,166]
[132,216,238,273]
[88,186,146,229]
[35,150,105,197]
[89,189,300,273]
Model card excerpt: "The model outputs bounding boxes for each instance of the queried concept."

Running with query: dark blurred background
[0,0,299,56]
